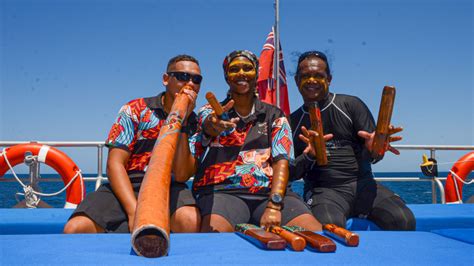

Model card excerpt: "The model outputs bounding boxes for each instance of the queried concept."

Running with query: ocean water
[0,172,473,208]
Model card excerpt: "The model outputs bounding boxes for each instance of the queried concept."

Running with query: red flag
[257,28,290,116]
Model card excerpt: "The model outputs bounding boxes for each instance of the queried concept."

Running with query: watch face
[271,193,283,204]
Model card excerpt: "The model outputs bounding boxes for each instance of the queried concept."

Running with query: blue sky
[1,0,472,173]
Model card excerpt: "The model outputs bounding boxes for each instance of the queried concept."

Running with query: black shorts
[304,178,397,217]
[305,179,415,230]
[196,190,312,228]
[70,181,196,233]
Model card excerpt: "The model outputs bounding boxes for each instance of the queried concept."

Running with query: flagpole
[274,0,280,109]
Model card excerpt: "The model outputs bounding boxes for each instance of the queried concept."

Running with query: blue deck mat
[1,204,473,234]
[347,204,474,231]
[431,228,474,245]
[0,231,472,265]
[409,204,474,231]
[0,209,73,234]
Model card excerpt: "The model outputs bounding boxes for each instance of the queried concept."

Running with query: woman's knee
[286,213,322,231]
[171,206,201,233]
[200,214,234,233]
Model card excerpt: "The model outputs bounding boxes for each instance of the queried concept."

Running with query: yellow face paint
[227,59,256,81]
[299,75,329,100]
[300,75,328,89]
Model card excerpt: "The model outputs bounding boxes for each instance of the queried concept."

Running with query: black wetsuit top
[290,93,376,189]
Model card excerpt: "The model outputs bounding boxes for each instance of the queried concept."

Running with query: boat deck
[1,204,473,265]
[1,204,473,234]
[1,231,472,265]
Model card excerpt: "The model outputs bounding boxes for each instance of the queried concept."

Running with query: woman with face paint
[174,50,321,232]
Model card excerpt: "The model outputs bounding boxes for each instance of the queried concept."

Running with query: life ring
[445,152,474,204]
[0,143,85,208]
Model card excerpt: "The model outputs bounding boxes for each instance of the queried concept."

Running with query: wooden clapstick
[235,223,286,250]
[323,224,359,247]
[371,86,396,160]
[308,102,328,166]
[131,85,195,258]
[269,225,306,251]
[282,225,336,252]
[205,92,224,118]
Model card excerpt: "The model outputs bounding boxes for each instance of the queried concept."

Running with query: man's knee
[63,215,103,234]
[171,206,201,233]
[371,197,416,231]
[311,204,347,228]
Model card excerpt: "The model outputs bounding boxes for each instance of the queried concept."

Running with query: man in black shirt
[290,51,415,230]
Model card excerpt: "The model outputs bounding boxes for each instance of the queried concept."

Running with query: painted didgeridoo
[235,223,286,250]
[131,86,194,258]
[371,86,396,161]
[323,224,359,247]
[269,225,306,251]
[282,225,336,252]
[308,102,328,166]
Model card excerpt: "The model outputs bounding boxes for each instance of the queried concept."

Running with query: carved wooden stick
[371,86,396,160]
[235,223,286,250]
[269,225,306,251]
[308,102,328,166]
[283,225,336,252]
[323,224,359,247]
[205,92,224,118]
[131,86,194,258]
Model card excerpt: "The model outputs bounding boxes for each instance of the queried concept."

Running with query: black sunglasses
[167,71,203,85]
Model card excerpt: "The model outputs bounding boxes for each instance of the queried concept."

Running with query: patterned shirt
[106,92,197,176]
[190,97,294,195]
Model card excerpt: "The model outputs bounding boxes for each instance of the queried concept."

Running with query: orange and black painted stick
[131,86,194,258]
[235,223,286,250]
[269,225,306,251]
[283,225,336,252]
[323,224,359,247]
[371,86,396,161]
[205,92,224,118]
[308,102,328,166]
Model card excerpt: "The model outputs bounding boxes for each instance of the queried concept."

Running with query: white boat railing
[1,141,473,204]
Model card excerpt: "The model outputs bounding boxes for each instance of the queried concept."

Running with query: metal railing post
[430,149,437,203]
[95,144,104,190]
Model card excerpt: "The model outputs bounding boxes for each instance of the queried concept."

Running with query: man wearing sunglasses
[290,51,415,231]
[64,55,202,234]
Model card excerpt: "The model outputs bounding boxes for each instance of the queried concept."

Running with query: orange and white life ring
[445,152,474,204]
[0,143,85,208]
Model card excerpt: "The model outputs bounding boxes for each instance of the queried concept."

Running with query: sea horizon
[1,172,473,208]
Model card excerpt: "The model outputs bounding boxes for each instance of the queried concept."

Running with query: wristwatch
[270,193,283,205]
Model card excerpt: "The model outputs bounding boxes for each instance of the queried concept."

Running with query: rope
[2,148,84,200]
[432,159,474,166]
[23,186,40,208]
[450,170,474,185]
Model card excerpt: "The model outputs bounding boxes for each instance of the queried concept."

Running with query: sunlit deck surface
[0,204,473,265]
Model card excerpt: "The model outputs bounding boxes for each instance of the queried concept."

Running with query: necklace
[235,104,255,119]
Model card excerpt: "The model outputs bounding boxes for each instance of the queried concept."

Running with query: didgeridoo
[235,223,286,250]
[308,102,328,166]
[205,92,224,118]
[323,224,359,247]
[282,225,336,252]
[371,86,396,161]
[269,225,306,251]
[131,86,194,258]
